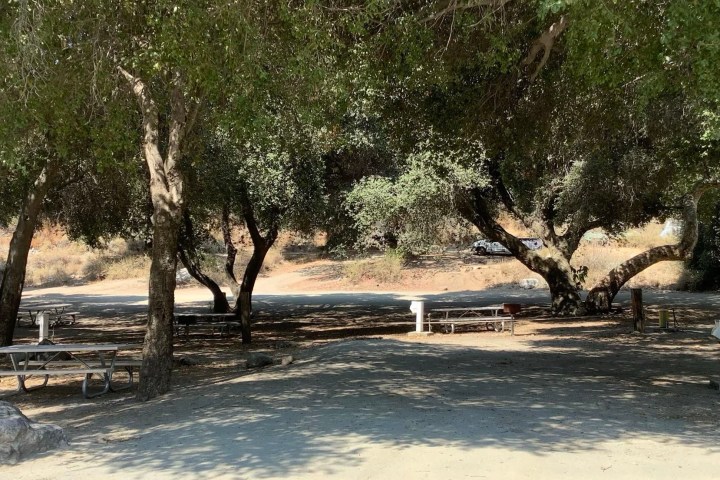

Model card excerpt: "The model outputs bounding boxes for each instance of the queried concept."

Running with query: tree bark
[0,161,56,346]
[141,209,179,399]
[585,183,715,312]
[120,67,190,401]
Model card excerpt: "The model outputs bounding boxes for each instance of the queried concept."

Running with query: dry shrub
[30,224,68,250]
[262,248,284,272]
[627,261,685,289]
[106,238,129,257]
[345,252,404,284]
[104,256,151,280]
[618,222,670,249]
[26,262,74,286]
[81,253,107,281]
[471,258,546,289]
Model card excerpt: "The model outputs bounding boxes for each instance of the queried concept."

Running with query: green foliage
[346,137,487,253]
[687,201,720,291]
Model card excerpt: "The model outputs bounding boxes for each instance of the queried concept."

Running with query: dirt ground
[1,259,720,479]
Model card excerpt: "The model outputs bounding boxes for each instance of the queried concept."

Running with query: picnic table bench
[174,313,239,339]
[428,305,517,335]
[0,343,142,398]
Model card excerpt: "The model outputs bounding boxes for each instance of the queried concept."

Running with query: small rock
[709,379,720,391]
[177,355,201,366]
[246,352,274,369]
[275,355,294,366]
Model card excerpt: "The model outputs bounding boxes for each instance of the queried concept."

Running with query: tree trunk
[0,162,55,346]
[585,183,713,312]
[221,205,238,288]
[139,210,179,400]
[233,239,273,343]
[120,67,193,401]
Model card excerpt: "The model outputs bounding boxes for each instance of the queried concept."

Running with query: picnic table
[174,312,239,339]
[428,305,516,334]
[18,303,74,327]
[0,343,142,398]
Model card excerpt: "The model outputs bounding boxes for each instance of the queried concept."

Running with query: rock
[275,355,294,366]
[246,352,274,369]
[177,355,201,366]
[709,379,720,391]
[519,278,539,289]
[711,320,720,341]
[0,401,67,465]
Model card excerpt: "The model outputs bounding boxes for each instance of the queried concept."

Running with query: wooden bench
[174,313,238,339]
[22,359,143,390]
[0,368,113,398]
[427,315,516,334]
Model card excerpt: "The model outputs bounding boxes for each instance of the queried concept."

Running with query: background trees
[2,0,718,399]
[341,0,720,313]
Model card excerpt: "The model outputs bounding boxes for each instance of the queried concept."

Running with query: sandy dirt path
[4,333,720,480]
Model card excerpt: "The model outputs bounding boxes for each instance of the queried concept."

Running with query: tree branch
[521,15,568,82]
[424,0,512,22]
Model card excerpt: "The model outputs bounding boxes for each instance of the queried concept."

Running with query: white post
[410,301,425,333]
[38,312,49,342]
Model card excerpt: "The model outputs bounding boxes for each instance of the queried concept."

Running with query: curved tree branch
[586,181,719,312]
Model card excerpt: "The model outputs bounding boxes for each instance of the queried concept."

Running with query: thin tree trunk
[231,204,279,342]
[0,162,55,346]
[221,205,240,294]
[585,183,714,312]
[178,246,229,313]
[178,212,229,313]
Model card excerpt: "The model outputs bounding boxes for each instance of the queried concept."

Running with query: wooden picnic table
[18,303,72,327]
[0,343,142,398]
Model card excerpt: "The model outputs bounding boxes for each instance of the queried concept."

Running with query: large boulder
[0,401,67,464]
